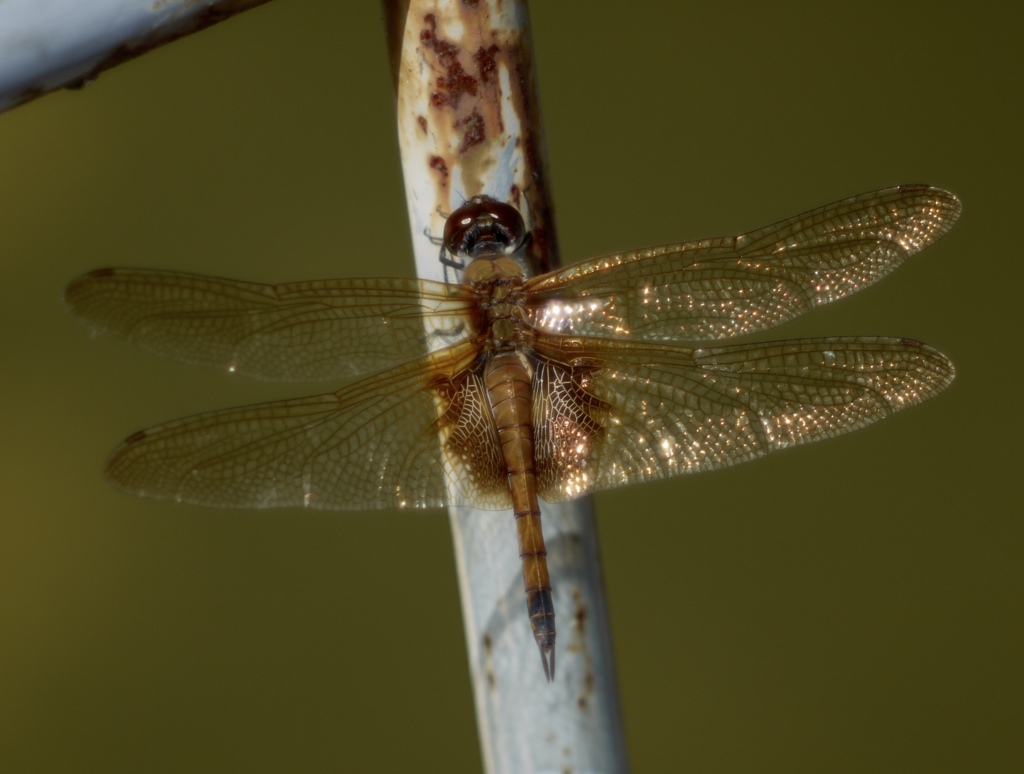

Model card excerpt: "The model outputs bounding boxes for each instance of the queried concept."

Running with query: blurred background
[1,1,1019,771]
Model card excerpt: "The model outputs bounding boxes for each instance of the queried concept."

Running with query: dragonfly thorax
[463,255,528,285]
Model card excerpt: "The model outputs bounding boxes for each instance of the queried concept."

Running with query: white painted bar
[0,0,269,111]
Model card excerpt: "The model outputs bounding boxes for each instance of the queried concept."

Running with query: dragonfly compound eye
[444,196,527,260]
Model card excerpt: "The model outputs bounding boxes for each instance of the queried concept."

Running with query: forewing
[533,336,954,501]
[524,186,960,341]
[105,342,511,510]
[66,268,477,381]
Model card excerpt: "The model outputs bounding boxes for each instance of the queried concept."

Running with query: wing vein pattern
[104,343,515,510]
[532,336,954,502]
[66,269,477,381]
[524,186,960,341]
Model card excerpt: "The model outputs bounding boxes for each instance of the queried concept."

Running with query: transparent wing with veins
[523,186,960,341]
[66,269,478,382]
[532,336,955,502]
[104,341,514,511]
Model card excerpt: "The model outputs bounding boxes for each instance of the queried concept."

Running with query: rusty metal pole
[382,2,628,772]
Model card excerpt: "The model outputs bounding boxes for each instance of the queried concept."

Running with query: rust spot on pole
[482,632,497,689]
[574,601,588,636]
[429,155,450,180]
[456,110,486,152]
[474,44,500,83]
[421,14,479,109]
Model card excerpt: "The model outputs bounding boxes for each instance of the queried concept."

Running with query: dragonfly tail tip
[539,643,555,682]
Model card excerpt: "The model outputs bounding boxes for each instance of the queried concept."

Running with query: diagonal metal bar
[0,0,272,112]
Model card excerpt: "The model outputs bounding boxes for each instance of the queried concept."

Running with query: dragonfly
[66,185,959,680]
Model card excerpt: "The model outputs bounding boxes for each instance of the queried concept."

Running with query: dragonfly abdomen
[484,350,556,680]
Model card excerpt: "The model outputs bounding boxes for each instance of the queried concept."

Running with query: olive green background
[1,1,1019,771]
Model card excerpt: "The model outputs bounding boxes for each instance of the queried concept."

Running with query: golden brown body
[484,351,555,675]
[467,255,556,677]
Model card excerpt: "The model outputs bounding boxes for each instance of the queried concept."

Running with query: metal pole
[382,2,628,772]
[0,0,271,112]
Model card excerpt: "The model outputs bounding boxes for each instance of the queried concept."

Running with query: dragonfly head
[444,196,527,262]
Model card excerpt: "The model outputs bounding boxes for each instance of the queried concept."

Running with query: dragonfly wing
[524,186,960,341]
[66,268,477,381]
[532,356,608,502]
[105,342,512,510]
[533,336,954,502]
